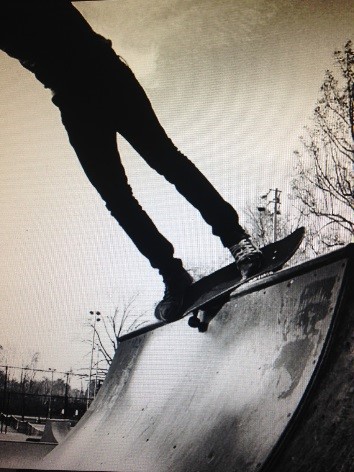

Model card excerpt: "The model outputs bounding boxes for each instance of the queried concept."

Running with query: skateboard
[118,227,305,342]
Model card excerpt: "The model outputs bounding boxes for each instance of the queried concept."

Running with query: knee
[145,145,195,182]
[102,186,142,219]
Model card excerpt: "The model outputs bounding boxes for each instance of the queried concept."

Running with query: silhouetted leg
[58,102,183,274]
[111,59,247,248]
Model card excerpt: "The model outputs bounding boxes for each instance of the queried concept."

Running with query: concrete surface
[40,419,71,444]
[0,431,29,442]
[38,244,353,472]
[0,440,56,469]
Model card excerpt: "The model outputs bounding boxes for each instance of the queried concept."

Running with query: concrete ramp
[41,245,353,471]
[40,419,71,444]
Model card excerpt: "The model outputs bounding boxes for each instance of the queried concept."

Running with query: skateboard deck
[118,227,305,342]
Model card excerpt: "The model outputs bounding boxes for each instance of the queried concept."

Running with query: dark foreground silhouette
[1,1,261,319]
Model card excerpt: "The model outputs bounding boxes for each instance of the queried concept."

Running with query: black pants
[55,56,247,276]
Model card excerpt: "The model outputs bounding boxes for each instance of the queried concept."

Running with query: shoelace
[230,239,259,262]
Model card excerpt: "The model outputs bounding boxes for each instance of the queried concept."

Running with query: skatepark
[1,242,346,471]
[1,3,353,470]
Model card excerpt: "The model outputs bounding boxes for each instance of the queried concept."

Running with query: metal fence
[0,364,105,432]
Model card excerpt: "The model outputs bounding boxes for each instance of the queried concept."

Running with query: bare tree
[292,41,354,254]
[22,352,40,388]
[84,294,148,370]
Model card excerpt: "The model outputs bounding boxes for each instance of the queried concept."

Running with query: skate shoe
[155,269,193,322]
[229,237,262,279]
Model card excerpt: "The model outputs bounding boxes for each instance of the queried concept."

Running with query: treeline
[0,367,101,420]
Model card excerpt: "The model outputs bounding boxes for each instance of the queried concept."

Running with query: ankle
[163,268,193,288]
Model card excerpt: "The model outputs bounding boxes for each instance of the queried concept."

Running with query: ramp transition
[40,419,71,444]
[41,244,353,472]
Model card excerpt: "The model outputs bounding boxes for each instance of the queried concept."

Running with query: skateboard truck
[188,310,209,332]
[188,295,230,332]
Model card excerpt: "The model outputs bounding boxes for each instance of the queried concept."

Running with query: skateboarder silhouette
[1,1,261,321]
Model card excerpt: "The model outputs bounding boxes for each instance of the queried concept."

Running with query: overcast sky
[1,0,353,377]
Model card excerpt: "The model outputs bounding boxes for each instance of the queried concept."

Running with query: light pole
[257,188,281,242]
[63,371,70,418]
[94,346,101,400]
[87,311,100,408]
[48,368,56,419]
[272,188,281,242]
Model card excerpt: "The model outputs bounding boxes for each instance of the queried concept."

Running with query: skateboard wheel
[198,322,208,333]
[188,316,200,328]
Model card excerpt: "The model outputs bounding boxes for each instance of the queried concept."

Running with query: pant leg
[57,99,183,273]
[110,58,247,248]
